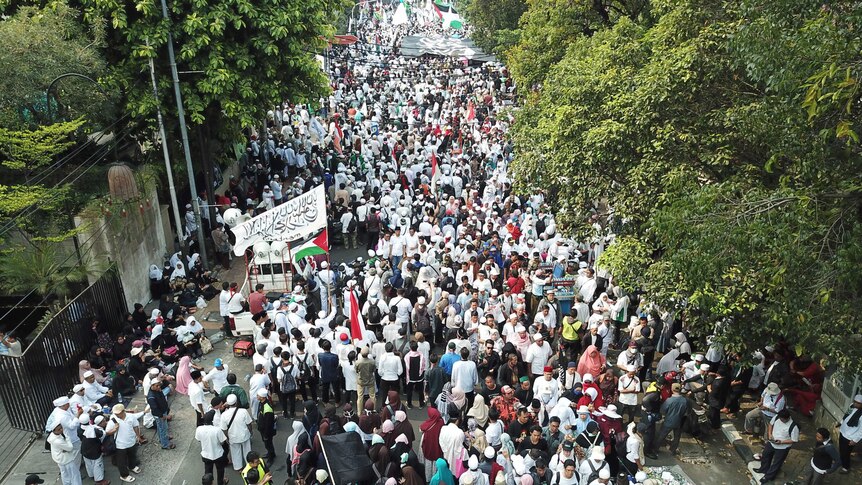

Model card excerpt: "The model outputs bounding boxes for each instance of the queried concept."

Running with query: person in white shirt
[249,364,271,419]
[839,394,862,472]
[377,342,403,398]
[203,359,229,394]
[220,394,253,471]
[188,370,210,425]
[744,382,786,437]
[195,410,228,484]
[623,422,645,475]
[579,447,609,485]
[390,227,406,268]
[617,365,641,425]
[554,458,580,485]
[82,370,112,405]
[105,404,144,482]
[451,347,479,398]
[48,421,83,485]
[755,409,799,482]
[218,282,235,337]
[525,333,552,377]
[533,366,561,410]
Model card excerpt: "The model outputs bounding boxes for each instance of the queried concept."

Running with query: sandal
[162,443,176,450]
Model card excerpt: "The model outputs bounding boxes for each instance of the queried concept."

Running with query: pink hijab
[175,356,193,395]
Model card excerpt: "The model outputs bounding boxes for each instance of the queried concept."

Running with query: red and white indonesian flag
[430,150,440,191]
[349,290,370,344]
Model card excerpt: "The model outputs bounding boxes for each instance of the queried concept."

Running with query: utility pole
[146,39,187,257]
[160,0,209,267]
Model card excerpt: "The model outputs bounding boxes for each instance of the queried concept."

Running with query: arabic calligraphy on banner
[230,184,327,256]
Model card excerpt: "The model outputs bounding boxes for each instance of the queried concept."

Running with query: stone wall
[75,186,167,310]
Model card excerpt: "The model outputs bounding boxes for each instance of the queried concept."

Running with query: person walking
[48,421,83,485]
[105,404,144,483]
[221,394,254,472]
[837,393,862,473]
[804,428,840,485]
[196,410,228,485]
[146,380,175,450]
[656,383,690,455]
[256,389,277,460]
[754,409,799,483]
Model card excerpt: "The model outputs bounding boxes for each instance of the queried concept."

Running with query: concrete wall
[75,186,168,310]
[816,369,860,429]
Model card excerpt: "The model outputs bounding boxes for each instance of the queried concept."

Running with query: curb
[720,421,764,485]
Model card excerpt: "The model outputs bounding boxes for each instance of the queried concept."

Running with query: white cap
[855,394,862,404]
[625,364,637,372]
[320,261,329,268]
[417,296,426,304]
[73,384,85,392]
[532,333,544,341]
[131,347,142,356]
[149,368,159,376]
[256,388,269,398]
[583,373,593,382]
[53,396,70,407]
[83,370,94,378]
[599,468,611,479]
[577,405,589,414]
[700,364,711,372]
[226,394,238,405]
[515,325,526,333]
[78,414,91,425]
[694,354,704,361]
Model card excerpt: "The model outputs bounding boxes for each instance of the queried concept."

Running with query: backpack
[280,365,297,393]
[297,354,312,382]
[367,303,382,324]
[347,215,357,232]
[585,460,602,485]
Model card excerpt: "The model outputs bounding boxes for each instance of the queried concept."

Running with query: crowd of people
[38,3,862,485]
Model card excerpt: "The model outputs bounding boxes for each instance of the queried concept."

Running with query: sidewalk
[718,394,862,485]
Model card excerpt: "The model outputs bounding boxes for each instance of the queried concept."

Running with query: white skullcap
[320,261,328,268]
[78,414,91,425]
[226,394,238,405]
[73,384,85,392]
[83,370,94,378]
[256,388,268,398]
[53,396,70,407]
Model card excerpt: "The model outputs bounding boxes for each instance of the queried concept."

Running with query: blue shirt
[439,352,460,376]
[318,352,340,383]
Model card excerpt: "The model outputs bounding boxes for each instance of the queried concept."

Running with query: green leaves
[511,0,862,370]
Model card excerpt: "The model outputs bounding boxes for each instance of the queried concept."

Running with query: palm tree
[0,241,92,306]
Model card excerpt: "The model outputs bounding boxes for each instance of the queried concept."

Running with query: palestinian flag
[293,229,329,263]
[432,0,463,29]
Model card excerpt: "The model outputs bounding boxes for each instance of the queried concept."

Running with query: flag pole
[285,242,292,292]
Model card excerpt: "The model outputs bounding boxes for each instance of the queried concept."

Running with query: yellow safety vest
[241,458,271,485]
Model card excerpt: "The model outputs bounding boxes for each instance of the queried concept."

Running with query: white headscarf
[170,263,186,281]
[285,421,305,458]
[149,265,162,279]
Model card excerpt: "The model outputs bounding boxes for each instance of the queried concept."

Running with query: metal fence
[0,266,126,433]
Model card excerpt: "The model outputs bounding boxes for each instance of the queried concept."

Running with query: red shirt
[248,291,267,314]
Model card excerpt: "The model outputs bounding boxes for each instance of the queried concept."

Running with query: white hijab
[285,421,305,457]
[149,265,162,279]
[170,263,186,281]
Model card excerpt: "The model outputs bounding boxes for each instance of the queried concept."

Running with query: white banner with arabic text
[230,184,327,255]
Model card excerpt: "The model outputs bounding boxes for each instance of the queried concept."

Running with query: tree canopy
[0,2,109,129]
[508,0,862,370]
[82,0,346,148]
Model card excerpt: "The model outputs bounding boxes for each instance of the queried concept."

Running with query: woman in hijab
[468,429,489,459]
[450,386,467,415]
[388,434,411,479]
[131,303,149,331]
[420,407,445,482]
[358,398,381,442]
[78,360,108,385]
[380,419,396,448]
[467,394,490,428]
[340,402,358,427]
[302,400,321,437]
[393,409,415,445]
[574,421,604,463]
[285,421,306,461]
[381,390,405,421]
[596,368,618,406]
[591,293,614,313]
[402,461,426,485]
[111,366,137,397]
[429,458,455,485]
[369,434,391,479]
[174,355,193,395]
[577,345,606,378]
[548,397,576,432]
[500,433,517,458]
[149,264,166,299]
[169,262,187,290]
[291,431,316,482]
